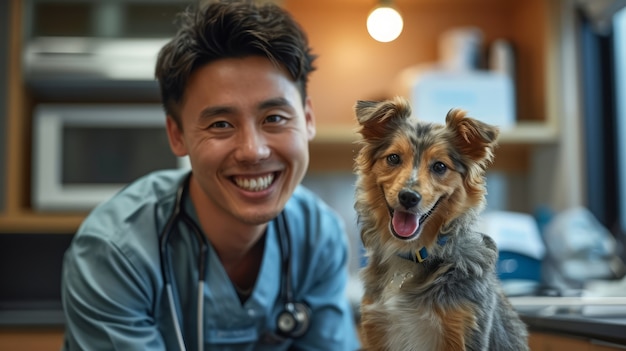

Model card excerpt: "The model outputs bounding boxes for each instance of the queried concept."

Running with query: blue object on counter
[497,251,542,282]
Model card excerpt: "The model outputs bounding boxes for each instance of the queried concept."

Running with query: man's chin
[237,209,282,226]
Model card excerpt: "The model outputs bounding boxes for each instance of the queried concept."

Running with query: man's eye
[210,121,232,129]
[265,115,286,124]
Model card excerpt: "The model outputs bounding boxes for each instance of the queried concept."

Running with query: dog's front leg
[436,304,478,351]
[359,295,389,351]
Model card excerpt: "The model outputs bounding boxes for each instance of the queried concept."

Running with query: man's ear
[165,116,188,157]
[304,97,316,141]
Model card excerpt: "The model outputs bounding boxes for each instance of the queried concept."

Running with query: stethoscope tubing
[160,174,209,351]
[196,283,205,351]
[159,173,297,351]
[166,283,187,351]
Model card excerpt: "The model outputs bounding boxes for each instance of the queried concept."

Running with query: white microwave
[32,104,190,212]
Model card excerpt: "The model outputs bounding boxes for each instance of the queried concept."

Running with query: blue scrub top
[61,169,361,350]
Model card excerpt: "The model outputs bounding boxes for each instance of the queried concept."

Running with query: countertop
[511,296,626,346]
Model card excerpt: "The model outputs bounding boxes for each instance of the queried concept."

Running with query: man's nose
[235,127,271,162]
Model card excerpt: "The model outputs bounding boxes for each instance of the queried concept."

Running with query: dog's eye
[431,162,447,174]
[386,154,401,166]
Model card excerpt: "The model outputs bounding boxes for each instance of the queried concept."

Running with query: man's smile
[232,172,277,192]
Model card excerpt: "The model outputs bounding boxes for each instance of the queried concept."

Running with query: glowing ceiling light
[366,5,403,43]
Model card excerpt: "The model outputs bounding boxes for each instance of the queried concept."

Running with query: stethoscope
[159,174,310,351]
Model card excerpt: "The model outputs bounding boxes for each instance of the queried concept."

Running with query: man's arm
[62,233,165,350]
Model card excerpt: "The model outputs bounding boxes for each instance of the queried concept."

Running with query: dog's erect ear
[354,97,412,140]
[445,108,499,164]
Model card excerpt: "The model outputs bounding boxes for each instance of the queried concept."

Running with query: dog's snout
[399,190,420,209]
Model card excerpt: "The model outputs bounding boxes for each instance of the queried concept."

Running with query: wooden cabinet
[0,328,64,351]
[1,0,566,233]
[530,332,626,351]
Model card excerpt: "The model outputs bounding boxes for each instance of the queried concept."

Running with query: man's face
[166,56,316,225]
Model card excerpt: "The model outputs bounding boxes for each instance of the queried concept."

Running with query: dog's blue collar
[397,235,449,263]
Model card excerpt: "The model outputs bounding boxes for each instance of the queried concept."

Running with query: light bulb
[366,6,403,43]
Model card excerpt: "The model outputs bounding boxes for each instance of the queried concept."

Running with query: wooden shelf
[0,212,86,234]
[499,121,559,145]
[315,121,559,145]
[313,126,359,144]
[311,122,554,175]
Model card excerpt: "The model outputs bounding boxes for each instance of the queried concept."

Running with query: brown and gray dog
[353,97,529,351]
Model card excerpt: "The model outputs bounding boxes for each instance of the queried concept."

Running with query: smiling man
[60,1,360,350]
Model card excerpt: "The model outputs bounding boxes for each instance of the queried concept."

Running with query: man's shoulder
[77,169,187,240]
[288,185,338,219]
[64,170,189,288]
[290,184,340,209]
[285,185,346,243]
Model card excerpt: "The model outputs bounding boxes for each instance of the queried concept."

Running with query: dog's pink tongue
[392,211,419,237]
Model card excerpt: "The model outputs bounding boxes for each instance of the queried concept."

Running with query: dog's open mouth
[388,198,441,240]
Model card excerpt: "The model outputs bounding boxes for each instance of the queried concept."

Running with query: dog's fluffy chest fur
[360,233,499,351]
[367,266,451,351]
[366,295,444,351]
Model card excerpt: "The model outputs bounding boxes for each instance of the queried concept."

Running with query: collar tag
[398,234,449,264]
[415,247,428,262]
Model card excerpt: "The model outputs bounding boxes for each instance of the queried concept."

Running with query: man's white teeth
[235,174,274,192]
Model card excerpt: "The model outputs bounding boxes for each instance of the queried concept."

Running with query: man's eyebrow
[199,105,235,119]
[258,97,293,110]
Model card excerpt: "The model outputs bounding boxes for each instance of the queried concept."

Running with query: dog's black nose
[399,190,420,209]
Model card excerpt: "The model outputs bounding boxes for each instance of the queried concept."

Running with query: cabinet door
[592,341,626,351]
[529,332,591,351]
[0,328,64,351]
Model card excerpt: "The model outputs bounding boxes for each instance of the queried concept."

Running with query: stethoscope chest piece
[276,301,311,338]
